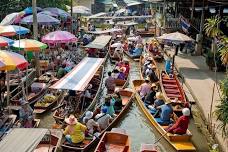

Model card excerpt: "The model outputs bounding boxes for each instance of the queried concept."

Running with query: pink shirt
[139,83,151,97]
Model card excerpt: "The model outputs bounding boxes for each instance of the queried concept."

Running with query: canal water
[38,52,209,152]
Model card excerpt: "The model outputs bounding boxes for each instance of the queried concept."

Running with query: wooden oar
[153,129,170,145]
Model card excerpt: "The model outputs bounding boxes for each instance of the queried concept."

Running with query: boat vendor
[117,67,126,80]
[165,54,172,74]
[166,108,190,135]
[63,115,87,144]
[57,64,67,79]
[18,99,34,128]
[155,98,174,126]
[103,95,116,117]
[148,92,165,114]
[130,43,143,58]
[144,83,157,106]
[112,90,123,113]
[83,111,101,134]
[138,78,151,100]
[146,64,159,83]
[105,71,116,94]
[95,107,113,130]
[87,48,96,57]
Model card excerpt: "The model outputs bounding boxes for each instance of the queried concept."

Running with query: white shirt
[95,113,112,130]
[84,90,91,98]
[86,119,99,134]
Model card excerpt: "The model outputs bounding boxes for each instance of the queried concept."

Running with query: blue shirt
[154,99,165,107]
[165,59,171,74]
[132,48,142,56]
[160,104,173,121]
[104,98,116,116]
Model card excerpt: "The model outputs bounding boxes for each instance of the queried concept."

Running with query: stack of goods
[34,94,56,108]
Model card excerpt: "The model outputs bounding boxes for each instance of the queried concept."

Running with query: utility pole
[191,0,195,19]
[32,0,40,76]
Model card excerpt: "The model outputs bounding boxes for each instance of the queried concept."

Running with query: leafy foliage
[204,15,223,38]
[218,36,228,65]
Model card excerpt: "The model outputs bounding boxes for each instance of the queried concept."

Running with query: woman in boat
[123,61,130,75]
[87,48,96,57]
[138,78,151,100]
[146,65,159,83]
[165,54,172,74]
[155,98,174,125]
[130,43,143,58]
[63,115,87,144]
[148,92,165,114]
[144,83,157,106]
[117,67,126,80]
[57,64,66,79]
[166,108,190,135]
[95,107,113,130]
[105,71,116,94]
[112,91,123,113]
[103,95,116,117]
[19,99,34,128]
[83,111,101,134]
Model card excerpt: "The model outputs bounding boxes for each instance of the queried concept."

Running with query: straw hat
[156,92,163,99]
[65,115,78,125]
[165,98,172,104]
[120,67,126,72]
[87,84,93,89]
[182,108,190,116]
[19,98,28,106]
[85,111,93,120]
[151,83,156,88]
[145,77,150,81]
[147,57,153,61]
[152,65,156,69]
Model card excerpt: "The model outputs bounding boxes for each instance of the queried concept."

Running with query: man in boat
[105,71,116,94]
[18,99,34,128]
[138,78,151,100]
[166,108,190,135]
[165,54,172,74]
[155,98,174,125]
[83,111,101,135]
[130,43,143,58]
[146,65,159,83]
[148,92,165,114]
[144,83,157,106]
[103,95,116,117]
[95,107,113,130]
[63,115,87,144]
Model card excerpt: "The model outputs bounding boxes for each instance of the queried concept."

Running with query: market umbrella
[0,12,25,26]
[157,32,194,43]
[44,7,70,18]
[0,36,14,47]
[24,7,43,15]
[42,30,77,44]
[71,6,91,15]
[0,50,28,105]
[12,39,47,51]
[20,13,60,25]
[127,37,137,41]
[39,11,58,17]
[111,42,122,48]
[0,25,30,36]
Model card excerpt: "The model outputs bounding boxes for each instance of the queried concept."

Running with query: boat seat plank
[163,84,178,88]
[166,93,182,98]
[162,79,176,83]
[165,89,180,93]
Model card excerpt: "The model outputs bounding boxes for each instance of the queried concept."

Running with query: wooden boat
[139,55,159,80]
[140,144,158,152]
[52,58,105,123]
[95,128,130,152]
[132,80,196,152]
[61,89,133,152]
[33,90,64,115]
[34,130,62,152]
[0,114,16,140]
[160,71,189,115]
[137,28,155,37]
[108,46,121,64]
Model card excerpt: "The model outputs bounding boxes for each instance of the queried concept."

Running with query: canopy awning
[88,28,122,35]
[84,35,112,49]
[126,1,142,6]
[50,57,104,91]
[87,12,107,19]
[0,128,47,152]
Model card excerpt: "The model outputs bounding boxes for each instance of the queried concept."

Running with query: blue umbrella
[0,36,14,47]
[44,7,70,18]
[24,7,43,15]
[20,13,60,25]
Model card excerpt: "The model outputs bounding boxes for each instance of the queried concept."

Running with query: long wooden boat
[95,128,130,152]
[52,58,105,123]
[160,71,189,115]
[132,80,196,152]
[34,130,62,152]
[61,89,134,152]
[139,55,159,80]
[33,90,64,115]
[0,114,16,140]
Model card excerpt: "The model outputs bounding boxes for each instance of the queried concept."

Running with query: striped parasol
[0,25,30,36]
[12,39,47,51]
[0,36,14,47]
[0,50,28,71]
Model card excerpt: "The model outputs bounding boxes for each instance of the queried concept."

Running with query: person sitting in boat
[155,98,174,126]
[105,71,116,94]
[165,54,172,74]
[123,61,130,74]
[83,111,101,135]
[128,43,135,54]
[103,95,116,117]
[112,69,119,79]
[57,64,66,79]
[138,78,151,100]
[130,44,143,58]
[166,108,190,135]
[83,84,93,98]
[87,48,96,57]
[148,92,165,114]
[63,115,87,144]
[144,83,157,106]
[112,90,123,113]
[146,65,159,83]
[95,107,113,130]
[117,67,126,80]
[18,99,34,128]
[113,48,122,61]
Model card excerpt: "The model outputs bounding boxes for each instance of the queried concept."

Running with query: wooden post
[191,0,195,19]
[32,0,40,77]
[6,71,10,106]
